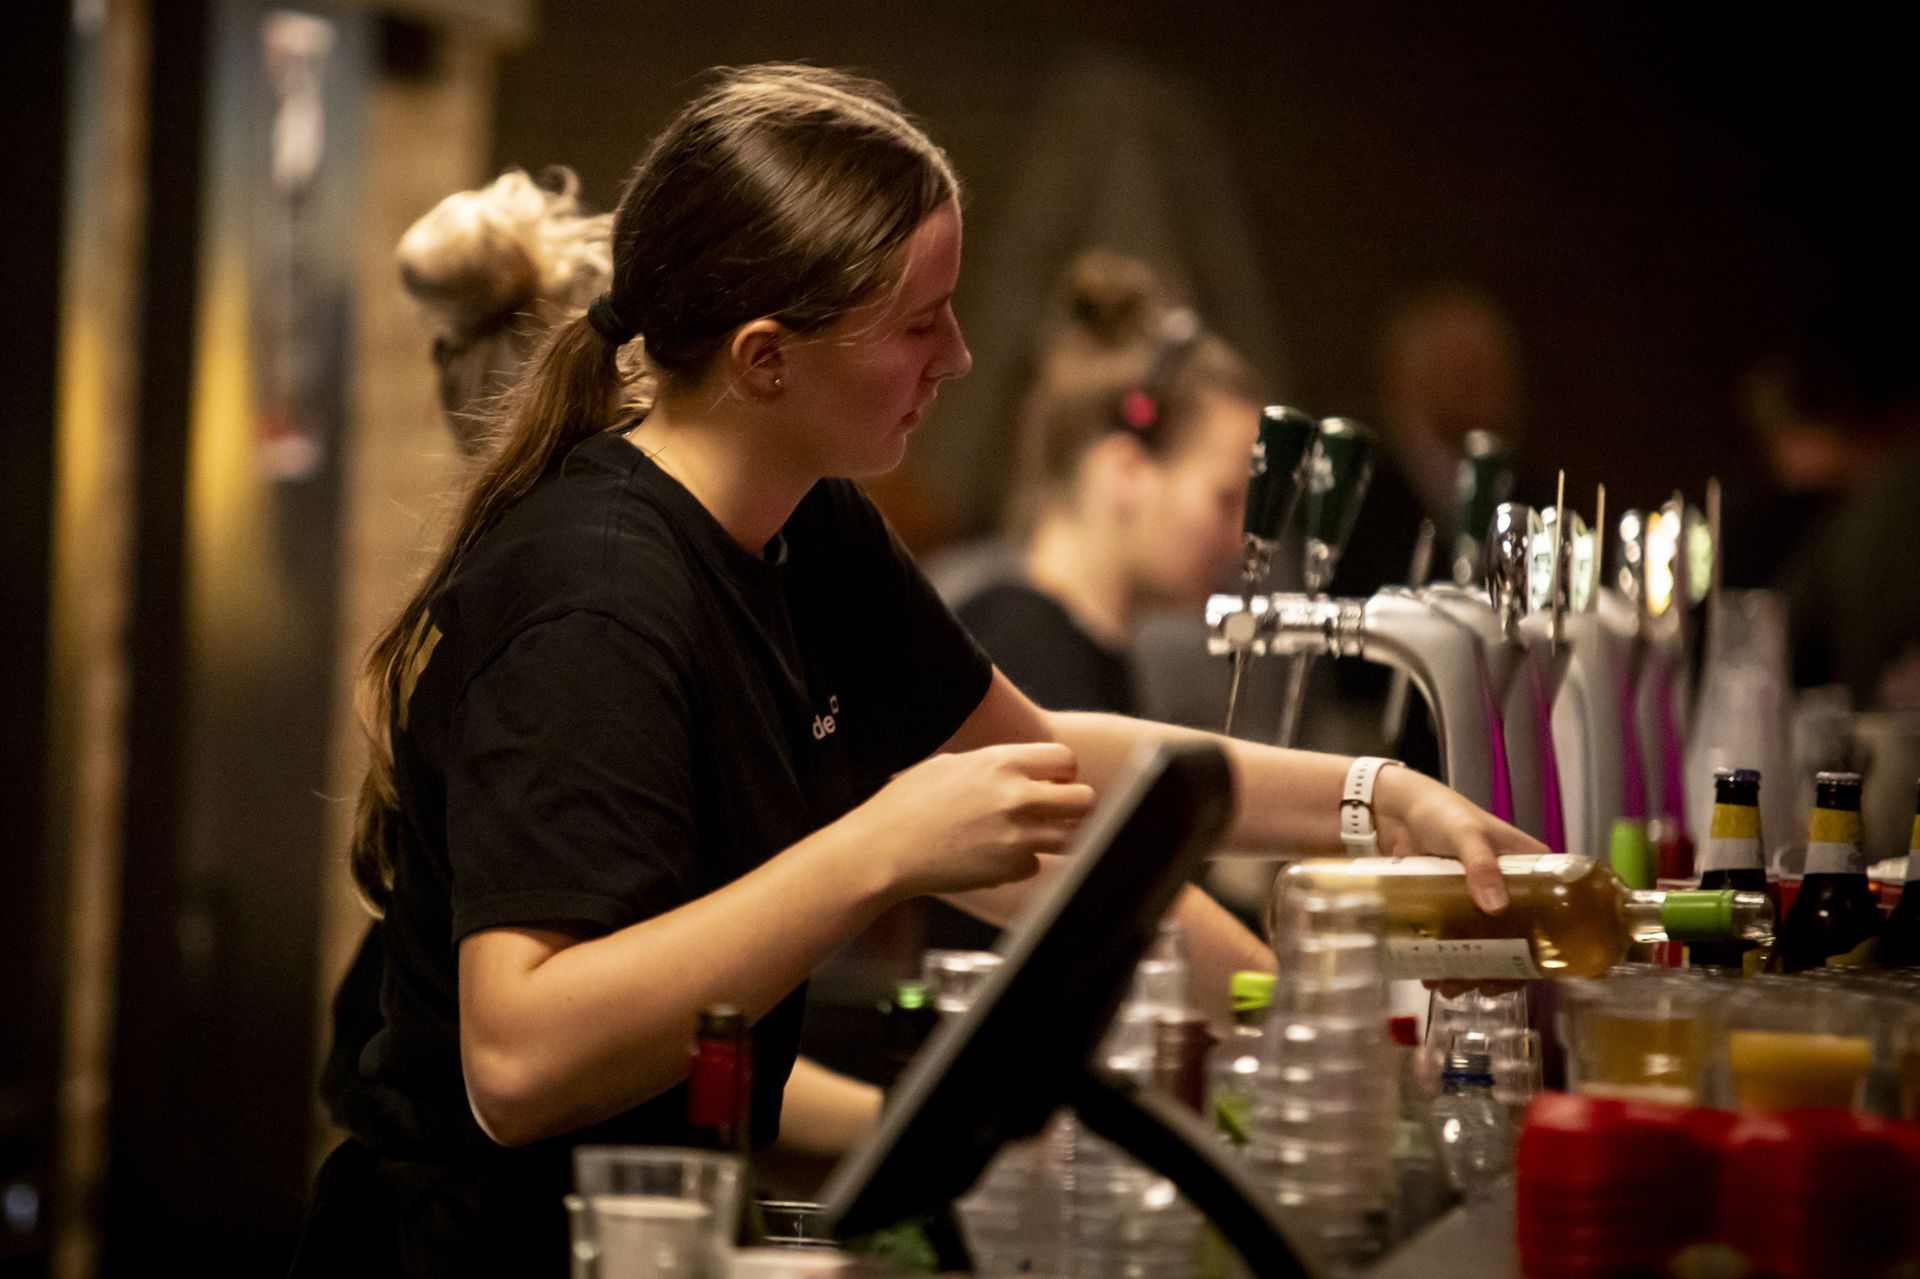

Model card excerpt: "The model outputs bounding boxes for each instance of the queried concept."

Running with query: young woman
[297,64,1532,1276]
[958,250,1264,716]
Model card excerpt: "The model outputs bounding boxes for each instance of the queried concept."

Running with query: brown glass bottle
[1775,772,1882,972]
[1876,781,1920,968]
[1691,768,1769,970]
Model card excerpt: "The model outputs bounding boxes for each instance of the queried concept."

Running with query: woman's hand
[850,742,1095,900]
[1372,765,1544,914]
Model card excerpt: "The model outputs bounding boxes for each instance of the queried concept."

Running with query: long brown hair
[351,64,958,910]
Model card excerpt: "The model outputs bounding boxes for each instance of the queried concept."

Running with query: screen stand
[1070,1068,1323,1279]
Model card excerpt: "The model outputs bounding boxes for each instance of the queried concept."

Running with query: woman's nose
[934,312,972,383]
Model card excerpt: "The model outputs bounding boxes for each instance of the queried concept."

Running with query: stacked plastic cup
[1247,883,1395,1269]
[1715,1109,1918,1279]
[1514,1093,1713,1279]
[1067,923,1203,1279]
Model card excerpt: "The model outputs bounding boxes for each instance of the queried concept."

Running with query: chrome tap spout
[1208,589,1504,812]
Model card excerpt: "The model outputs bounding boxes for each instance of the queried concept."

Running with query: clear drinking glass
[571,1146,745,1279]
[756,1201,833,1251]
[1559,970,1719,1105]
[1720,978,1879,1112]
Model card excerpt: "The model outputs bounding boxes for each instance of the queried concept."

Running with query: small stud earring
[772,376,784,391]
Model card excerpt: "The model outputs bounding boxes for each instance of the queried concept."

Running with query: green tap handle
[1452,429,1514,585]
[1303,417,1377,590]
[1244,405,1318,544]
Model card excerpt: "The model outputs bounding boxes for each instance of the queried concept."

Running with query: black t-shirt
[319,432,990,1269]
[954,581,1137,715]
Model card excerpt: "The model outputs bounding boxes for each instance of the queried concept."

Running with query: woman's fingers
[1454,827,1509,914]
[1017,780,1097,820]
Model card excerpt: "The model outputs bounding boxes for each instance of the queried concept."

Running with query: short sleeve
[445,609,699,943]
[809,483,994,788]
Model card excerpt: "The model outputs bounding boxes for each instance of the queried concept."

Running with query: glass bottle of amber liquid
[1266,855,1772,981]
[1876,781,1920,967]
[1775,771,1882,972]
[1690,768,1770,971]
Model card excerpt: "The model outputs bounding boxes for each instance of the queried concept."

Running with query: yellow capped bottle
[1775,771,1881,972]
[1267,855,1772,981]
[1690,767,1769,971]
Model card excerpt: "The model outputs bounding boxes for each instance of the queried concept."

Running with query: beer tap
[1516,477,1582,851]
[1222,407,1317,737]
[1451,430,1515,587]
[1420,502,1565,841]
[1272,417,1376,749]
[1638,493,1712,881]
[1549,486,1643,866]
[1206,588,1506,812]
[1549,493,1657,879]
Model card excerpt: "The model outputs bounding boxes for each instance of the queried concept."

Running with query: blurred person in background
[1337,282,1527,599]
[1736,305,1920,709]
[956,250,1265,718]
[929,251,1268,941]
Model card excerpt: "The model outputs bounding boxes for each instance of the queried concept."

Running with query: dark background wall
[489,0,1910,532]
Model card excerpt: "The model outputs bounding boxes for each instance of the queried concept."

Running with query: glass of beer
[1720,978,1880,1112]
[1559,969,1720,1105]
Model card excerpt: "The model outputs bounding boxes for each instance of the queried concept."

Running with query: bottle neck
[1623,889,1775,945]
[1699,802,1765,873]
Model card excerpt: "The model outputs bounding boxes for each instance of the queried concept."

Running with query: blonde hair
[395,167,621,451]
[1005,250,1264,536]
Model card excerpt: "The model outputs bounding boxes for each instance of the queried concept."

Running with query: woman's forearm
[459,820,895,1147]
[779,1056,882,1157]
[1044,710,1356,852]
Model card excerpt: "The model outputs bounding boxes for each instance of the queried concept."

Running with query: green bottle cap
[1230,970,1276,1013]
[1305,417,1377,571]
[1659,890,1739,942]
[1610,817,1653,890]
[1244,406,1317,541]
[892,980,928,1011]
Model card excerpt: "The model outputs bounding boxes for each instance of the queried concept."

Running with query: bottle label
[1697,818,1764,874]
[1385,937,1542,981]
[1809,807,1863,845]
[1709,802,1761,841]
[1804,840,1867,876]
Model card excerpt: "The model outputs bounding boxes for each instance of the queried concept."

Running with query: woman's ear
[728,319,790,398]
[1081,430,1155,520]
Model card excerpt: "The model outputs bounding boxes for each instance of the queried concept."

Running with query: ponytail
[350,313,622,910]
[351,63,958,910]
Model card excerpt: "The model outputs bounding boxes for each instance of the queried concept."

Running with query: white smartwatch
[1340,756,1400,857]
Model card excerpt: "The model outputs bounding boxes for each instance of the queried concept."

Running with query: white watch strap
[1341,756,1399,856]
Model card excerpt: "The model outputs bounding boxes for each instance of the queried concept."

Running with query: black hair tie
[586,292,637,346]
